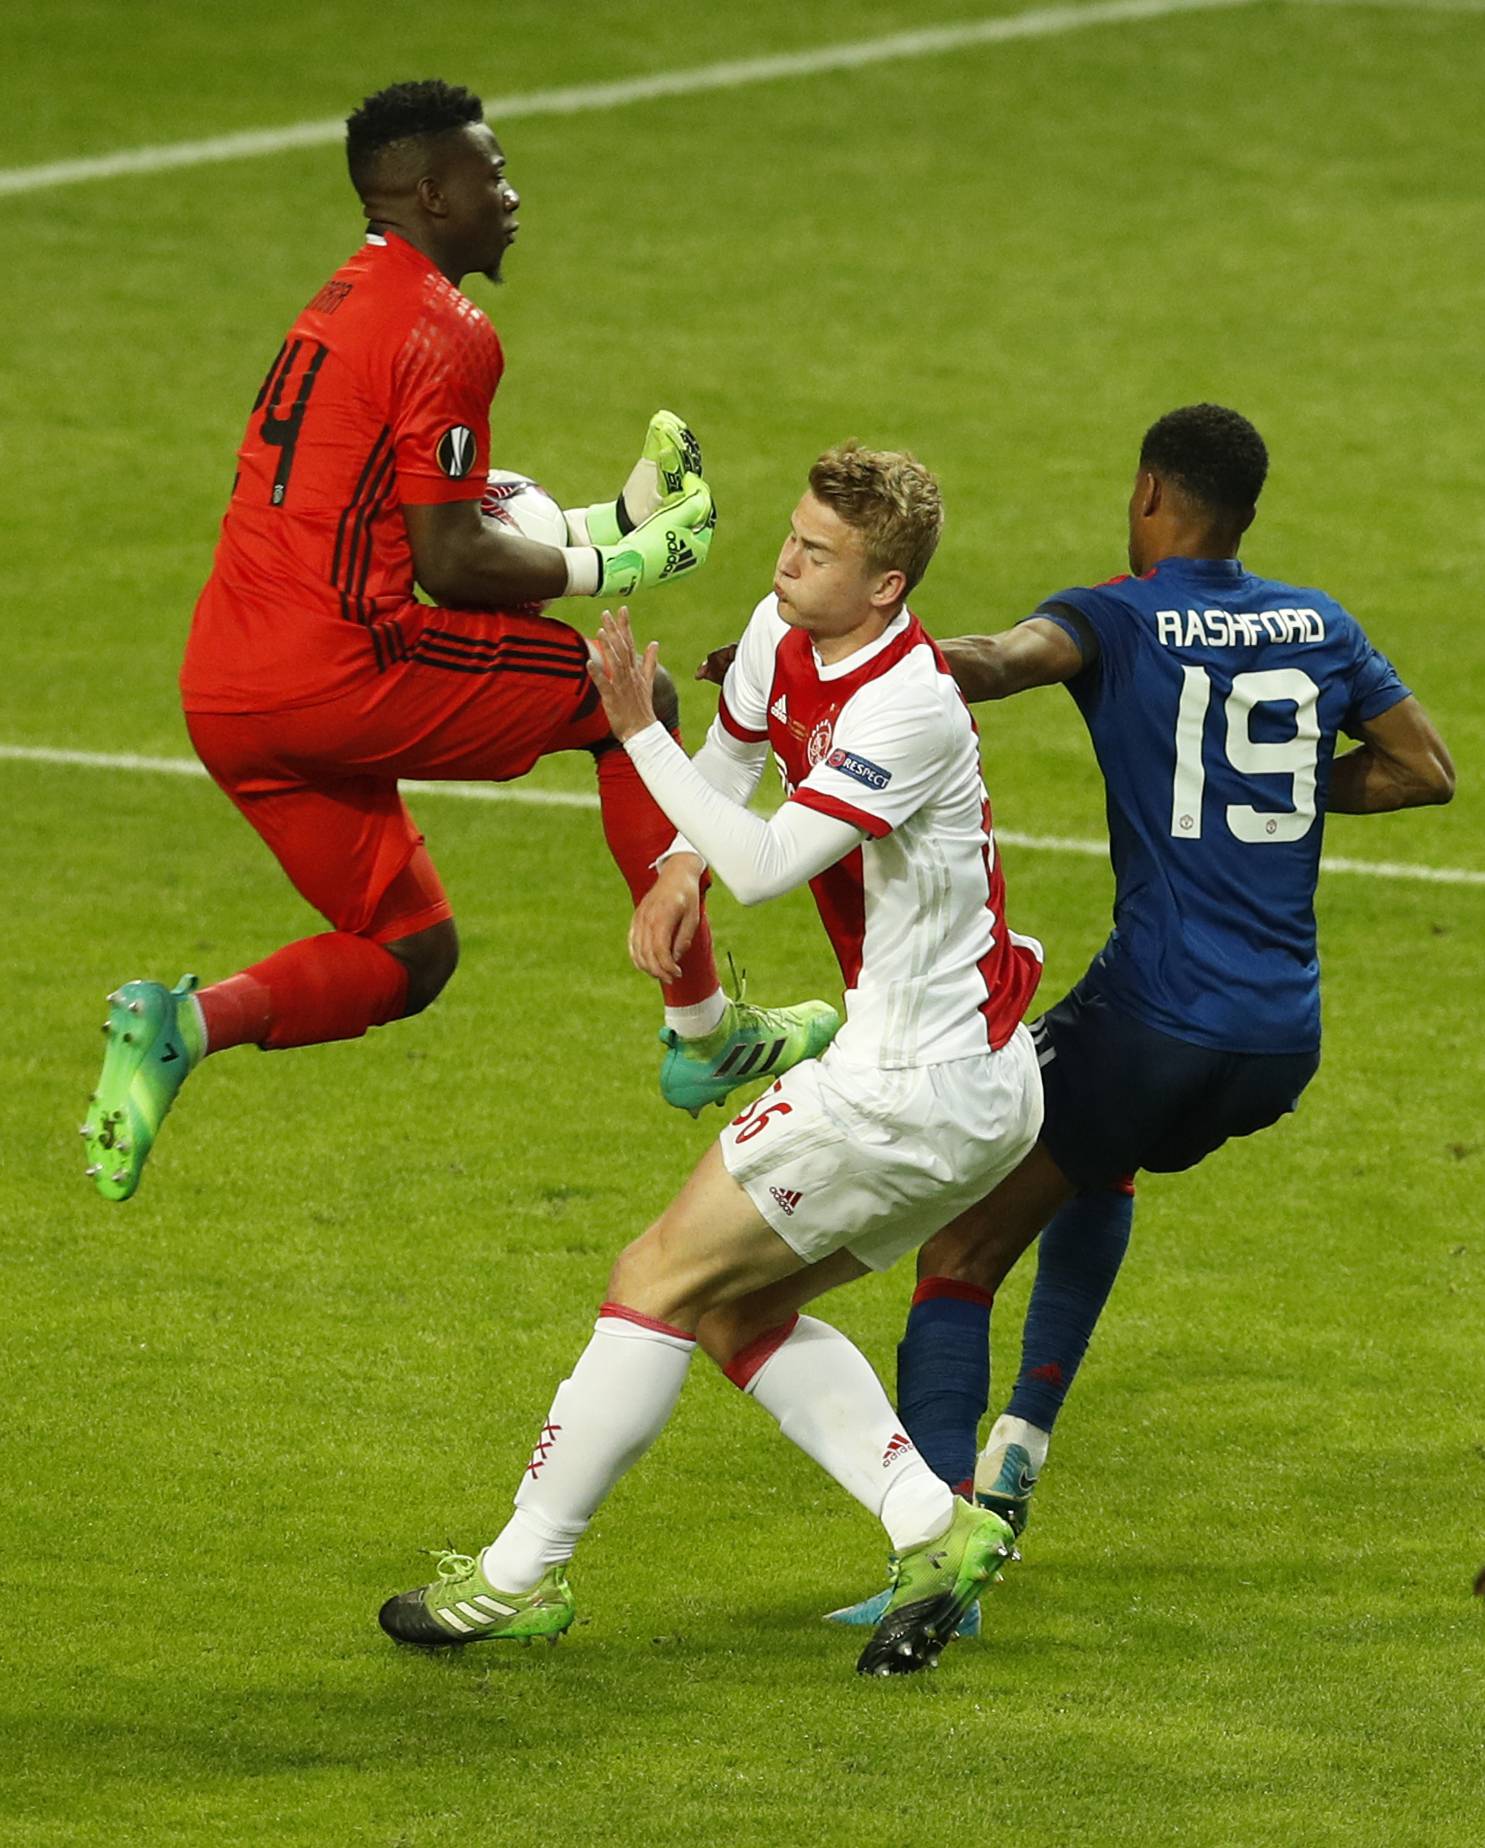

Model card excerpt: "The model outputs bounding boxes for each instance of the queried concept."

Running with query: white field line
[4,742,1480,888]
[1300,0,1485,10]
[0,0,1263,199]
[2,0,1474,202]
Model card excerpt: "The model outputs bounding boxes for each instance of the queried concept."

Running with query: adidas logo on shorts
[769,1185,802,1216]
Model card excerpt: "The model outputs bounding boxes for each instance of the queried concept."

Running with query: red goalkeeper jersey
[181,232,504,713]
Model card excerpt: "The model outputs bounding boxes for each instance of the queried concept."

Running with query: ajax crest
[807,719,834,767]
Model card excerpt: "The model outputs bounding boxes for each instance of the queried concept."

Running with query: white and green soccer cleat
[659,992,840,1118]
[378,1549,575,1648]
[855,1499,1017,1677]
[974,1438,1040,1536]
[82,975,204,1202]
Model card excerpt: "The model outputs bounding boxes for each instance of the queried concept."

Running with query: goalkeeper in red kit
[81,80,836,1201]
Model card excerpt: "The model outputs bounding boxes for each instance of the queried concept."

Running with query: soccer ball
[480,468,568,547]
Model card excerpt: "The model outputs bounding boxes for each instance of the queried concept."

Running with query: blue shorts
[1034,971,1320,1192]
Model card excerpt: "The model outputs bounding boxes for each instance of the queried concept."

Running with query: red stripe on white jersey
[973,797,1043,1049]
[790,786,890,839]
[809,844,868,988]
[718,691,766,743]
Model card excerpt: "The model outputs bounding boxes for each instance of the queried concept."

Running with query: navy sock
[1006,1186,1134,1433]
[896,1279,994,1496]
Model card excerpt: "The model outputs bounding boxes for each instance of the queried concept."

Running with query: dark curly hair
[1139,403,1269,515]
[345,80,483,194]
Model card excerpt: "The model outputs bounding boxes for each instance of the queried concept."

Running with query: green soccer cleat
[974,1438,1039,1537]
[378,1549,576,1648]
[855,1499,1017,1678]
[82,975,204,1202]
[659,993,840,1117]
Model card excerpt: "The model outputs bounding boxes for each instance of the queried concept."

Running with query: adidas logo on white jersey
[769,1185,802,1216]
[769,694,788,723]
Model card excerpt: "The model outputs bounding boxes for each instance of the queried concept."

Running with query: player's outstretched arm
[405,477,716,608]
[936,618,1087,702]
[1327,696,1456,814]
[630,719,770,980]
[591,609,862,907]
[584,609,702,977]
[405,496,571,606]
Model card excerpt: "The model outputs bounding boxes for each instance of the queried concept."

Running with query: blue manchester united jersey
[1037,556,1408,1054]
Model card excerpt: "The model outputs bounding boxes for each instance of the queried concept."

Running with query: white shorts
[719,1023,1043,1273]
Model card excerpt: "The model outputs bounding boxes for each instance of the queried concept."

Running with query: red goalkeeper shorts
[186,609,611,942]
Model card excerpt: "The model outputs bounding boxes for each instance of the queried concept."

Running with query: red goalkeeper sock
[196,933,410,1054]
[594,741,719,1008]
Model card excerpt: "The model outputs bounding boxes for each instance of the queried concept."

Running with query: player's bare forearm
[1326,696,1455,814]
[404,498,569,608]
[1327,746,1456,812]
[937,635,1011,701]
[938,620,1085,702]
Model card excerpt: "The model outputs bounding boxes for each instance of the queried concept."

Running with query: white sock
[739,1315,953,1553]
[481,1309,695,1593]
[664,988,727,1039]
[985,1412,1050,1473]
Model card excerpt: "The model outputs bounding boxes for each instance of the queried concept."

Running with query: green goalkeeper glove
[564,410,704,546]
[594,477,716,596]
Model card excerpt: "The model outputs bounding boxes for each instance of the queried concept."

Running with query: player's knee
[694,1301,763,1369]
[917,1222,972,1282]
[917,1215,1002,1295]
[651,664,680,732]
[606,1223,717,1330]
[606,1227,667,1307]
[386,918,460,1016]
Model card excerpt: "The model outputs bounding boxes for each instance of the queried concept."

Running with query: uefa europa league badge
[437,426,476,479]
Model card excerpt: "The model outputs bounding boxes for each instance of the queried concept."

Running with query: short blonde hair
[808,441,944,592]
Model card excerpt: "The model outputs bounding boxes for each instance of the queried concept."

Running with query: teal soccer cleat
[659,992,840,1117]
[82,975,204,1202]
[974,1438,1040,1536]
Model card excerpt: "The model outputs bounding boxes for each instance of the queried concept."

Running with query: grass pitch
[3,3,1484,1843]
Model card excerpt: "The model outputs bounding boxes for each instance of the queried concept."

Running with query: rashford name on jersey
[1155,606,1328,648]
